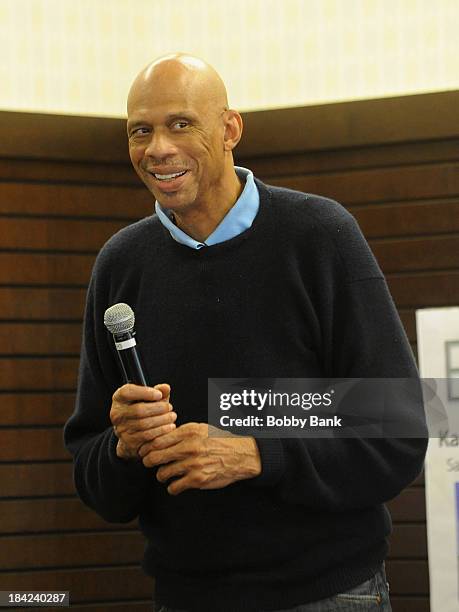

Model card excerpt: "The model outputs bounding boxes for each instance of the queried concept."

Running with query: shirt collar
[154,166,259,249]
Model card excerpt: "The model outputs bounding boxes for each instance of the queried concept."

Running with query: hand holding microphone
[110,383,177,460]
[104,303,177,461]
[104,304,260,490]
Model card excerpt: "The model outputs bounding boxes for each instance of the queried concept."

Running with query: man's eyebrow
[127,111,198,129]
[127,119,147,130]
[165,111,198,122]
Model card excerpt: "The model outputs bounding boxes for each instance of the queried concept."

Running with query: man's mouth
[151,170,188,181]
[148,169,189,192]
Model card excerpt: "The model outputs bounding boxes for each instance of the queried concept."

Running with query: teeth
[154,170,187,180]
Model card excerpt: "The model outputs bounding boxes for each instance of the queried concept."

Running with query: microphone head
[104,303,135,334]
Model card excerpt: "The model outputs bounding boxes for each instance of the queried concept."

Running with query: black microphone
[103,303,148,386]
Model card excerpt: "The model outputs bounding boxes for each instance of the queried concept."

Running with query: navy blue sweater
[64,178,427,611]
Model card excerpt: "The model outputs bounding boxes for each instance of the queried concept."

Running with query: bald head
[127,53,229,117]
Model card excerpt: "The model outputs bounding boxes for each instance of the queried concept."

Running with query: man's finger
[138,425,185,456]
[113,383,162,404]
[130,410,177,432]
[117,411,177,435]
[167,473,198,496]
[141,441,188,467]
[148,425,182,448]
[153,383,171,399]
[143,422,206,448]
[157,459,191,483]
[120,421,177,447]
[114,401,173,422]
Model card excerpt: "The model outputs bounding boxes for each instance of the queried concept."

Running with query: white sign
[417,307,459,612]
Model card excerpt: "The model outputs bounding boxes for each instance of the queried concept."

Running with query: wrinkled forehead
[127,66,211,118]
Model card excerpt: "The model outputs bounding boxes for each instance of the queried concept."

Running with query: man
[64,54,427,611]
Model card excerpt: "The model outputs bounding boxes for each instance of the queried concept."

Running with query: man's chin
[154,187,198,211]
[154,194,192,214]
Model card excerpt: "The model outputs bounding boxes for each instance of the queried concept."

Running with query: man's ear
[223,110,243,151]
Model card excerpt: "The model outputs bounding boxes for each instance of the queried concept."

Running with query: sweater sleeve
[64,263,151,523]
[249,212,428,510]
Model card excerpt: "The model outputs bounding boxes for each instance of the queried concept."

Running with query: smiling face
[127,56,241,216]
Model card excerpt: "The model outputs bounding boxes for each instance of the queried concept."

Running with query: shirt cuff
[248,437,285,487]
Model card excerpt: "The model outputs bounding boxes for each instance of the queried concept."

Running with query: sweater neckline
[157,178,272,256]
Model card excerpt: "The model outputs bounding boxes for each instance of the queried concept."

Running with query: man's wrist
[235,436,262,479]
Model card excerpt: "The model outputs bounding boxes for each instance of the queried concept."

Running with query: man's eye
[172,121,189,130]
[131,127,150,136]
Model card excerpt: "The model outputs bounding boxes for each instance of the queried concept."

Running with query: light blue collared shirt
[154,166,259,249]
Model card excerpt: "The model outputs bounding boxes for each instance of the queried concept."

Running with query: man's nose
[144,130,178,158]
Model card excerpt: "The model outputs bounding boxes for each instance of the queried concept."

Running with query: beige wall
[0,0,458,117]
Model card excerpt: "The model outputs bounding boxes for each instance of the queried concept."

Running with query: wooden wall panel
[0,286,86,322]
[0,182,151,218]
[388,271,459,308]
[386,560,430,594]
[390,599,430,612]
[241,139,459,176]
[236,91,459,156]
[267,162,459,205]
[0,253,94,285]
[2,91,458,608]
[350,199,459,238]
[0,287,86,319]
[0,498,137,533]
[371,235,459,273]
[387,487,426,522]
[0,323,81,354]
[0,463,74,497]
[0,158,139,184]
[390,525,428,558]
[0,429,70,461]
[0,393,75,425]
[0,218,127,251]
[0,358,78,390]
[1,532,144,570]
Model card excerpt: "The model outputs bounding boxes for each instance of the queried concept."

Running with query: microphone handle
[113,331,148,386]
